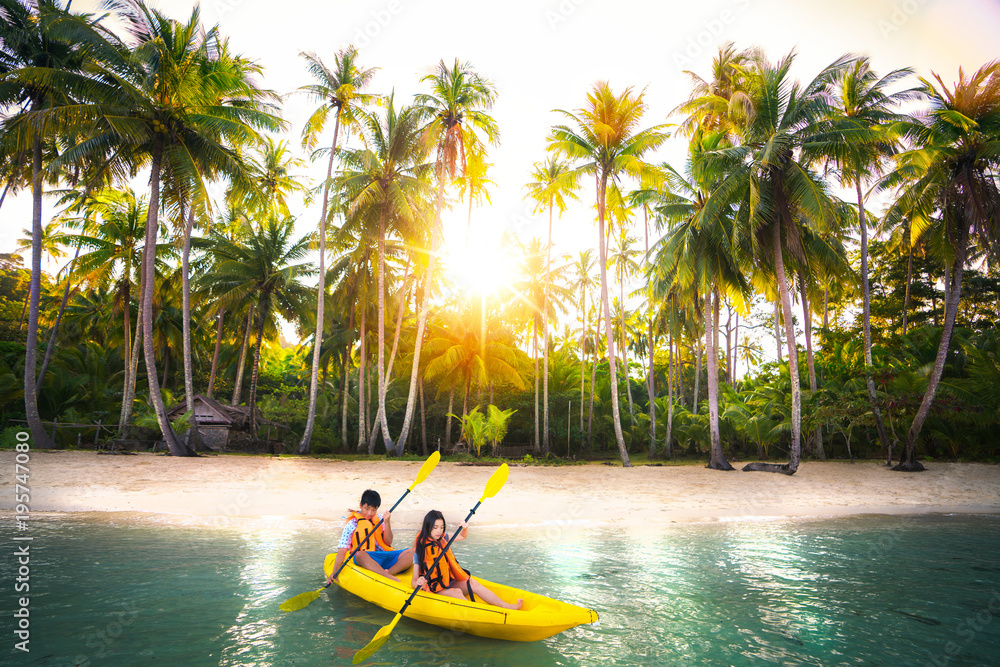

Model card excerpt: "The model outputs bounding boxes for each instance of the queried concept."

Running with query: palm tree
[609,224,641,422]
[297,46,377,454]
[654,132,748,470]
[697,52,850,474]
[568,249,598,447]
[550,82,668,466]
[394,58,499,455]
[45,5,282,455]
[1,0,92,449]
[525,156,579,453]
[816,58,916,457]
[883,61,1000,471]
[201,215,315,435]
[338,97,430,453]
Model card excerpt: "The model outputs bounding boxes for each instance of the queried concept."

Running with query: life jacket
[414,534,469,594]
[347,511,391,552]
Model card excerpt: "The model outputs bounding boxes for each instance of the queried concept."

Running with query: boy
[327,489,415,584]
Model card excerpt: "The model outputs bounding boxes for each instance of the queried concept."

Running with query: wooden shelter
[166,394,289,452]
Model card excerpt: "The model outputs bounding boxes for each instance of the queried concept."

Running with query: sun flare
[440,225,518,298]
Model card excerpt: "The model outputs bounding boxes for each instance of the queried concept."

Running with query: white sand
[4,451,999,528]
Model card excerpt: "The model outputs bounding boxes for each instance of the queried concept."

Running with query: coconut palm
[392,58,499,455]
[41,4,282,455]
[568,249,598,446]
[297,46,377,454]
[813,58,917,455]
[338,97,430,453]
[697,52,850,474]
[882,61,1000,471]
[525,156,580,453]
[549,82,668,466]
[0,0,94,449]
[200,215,315,435]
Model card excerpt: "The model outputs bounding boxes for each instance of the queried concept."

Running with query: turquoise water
[2,513,1000,666]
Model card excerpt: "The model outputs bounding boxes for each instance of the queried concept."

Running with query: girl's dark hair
[415,510,446,570]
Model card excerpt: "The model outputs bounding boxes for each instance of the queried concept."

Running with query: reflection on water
[1,513,998,666]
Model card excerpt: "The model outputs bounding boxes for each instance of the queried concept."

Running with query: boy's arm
[327,547,348,584]
[381,511,393,547]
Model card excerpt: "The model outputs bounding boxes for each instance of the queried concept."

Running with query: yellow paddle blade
[352,613,401,664]
[279,587,323,612]
[481,463,509,501]
[409,451,440,490]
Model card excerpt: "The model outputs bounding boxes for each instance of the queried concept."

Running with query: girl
[411,510,522,610]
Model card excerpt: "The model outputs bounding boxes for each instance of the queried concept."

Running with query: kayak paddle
[352,463,510,664]
[278,451,441,612]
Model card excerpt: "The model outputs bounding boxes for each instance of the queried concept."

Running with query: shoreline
[5,451,999,528]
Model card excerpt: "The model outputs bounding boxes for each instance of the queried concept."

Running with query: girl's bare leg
[456,578,523,610]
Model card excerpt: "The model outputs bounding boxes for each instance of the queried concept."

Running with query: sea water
[2,513,999,666]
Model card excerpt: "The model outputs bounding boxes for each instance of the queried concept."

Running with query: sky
[4,0,1000,357]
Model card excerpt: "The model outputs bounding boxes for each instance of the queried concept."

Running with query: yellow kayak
[324,553,598,642]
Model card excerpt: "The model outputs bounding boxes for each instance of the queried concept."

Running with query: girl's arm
[451,521,469,543]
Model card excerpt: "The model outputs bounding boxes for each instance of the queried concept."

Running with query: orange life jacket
[347,511,391,552]
[414,534,469,593]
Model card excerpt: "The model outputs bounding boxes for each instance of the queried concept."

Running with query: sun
[440,224,518,298]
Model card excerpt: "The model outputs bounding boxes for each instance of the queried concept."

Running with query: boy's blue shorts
[353,549,405,570]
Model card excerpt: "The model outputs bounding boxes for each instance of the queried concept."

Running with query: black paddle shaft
[396,501,483,617]
[327,488,414,586]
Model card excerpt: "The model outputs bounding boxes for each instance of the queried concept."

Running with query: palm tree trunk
[773,298,783,363]
[666,312,674,458]
[822,287,829,329]
[647,309,656,457]
[898,225,969,471]
[799,275,824,460]
[374,200,395,452]
[247,298,268,438]
[180,205,200,449]
[444,386,455,448]
[24,131,54,449]
[542,202,553,454]
[644,206,656,455]
[533,318,540,452]
[733,310,739,387]
[693,337,702,413]
[419,379,427,456]
[141,138,190,456]
[902,239,913,336]
[18,291,29,332]
[392,177,444,454]
[370,261,412,452]
[856,180,892,454]
[35,241,82,394]
[232,303,253,406]
[745,223,800,474]
[161,348,169,391]
[357,306,367,452]
[620,273,635,423]
[597,176,630,466]
[341,306,354,449]
[579,289,587,446]
[587,331,597,450]
[707,287,733,470]
[118,308,142,439]
[300,113,341,454]
[206,309,225,399]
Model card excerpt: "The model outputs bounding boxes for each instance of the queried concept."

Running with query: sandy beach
[5,451,999,528]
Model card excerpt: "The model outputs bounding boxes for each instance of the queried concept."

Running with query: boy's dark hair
[360,489,381,508]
